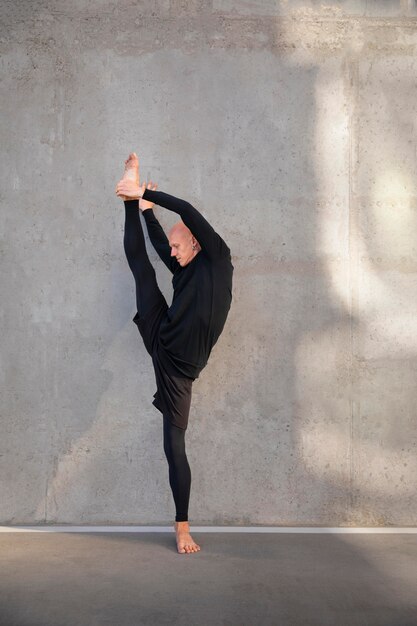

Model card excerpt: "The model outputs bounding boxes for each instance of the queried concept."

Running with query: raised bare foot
[174,521,201,554]
[117,152,139,201]
[122,152,139,184]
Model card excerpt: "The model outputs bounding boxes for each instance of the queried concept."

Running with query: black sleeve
[142,209,179,273]
[142,188,230,261]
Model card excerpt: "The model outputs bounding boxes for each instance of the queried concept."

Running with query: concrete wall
[1,0,416,525]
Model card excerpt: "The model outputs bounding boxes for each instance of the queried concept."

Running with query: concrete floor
[0,532,416,626]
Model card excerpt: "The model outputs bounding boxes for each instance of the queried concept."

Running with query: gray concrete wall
[1,0,416,525]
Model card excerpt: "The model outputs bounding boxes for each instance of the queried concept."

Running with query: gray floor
[0,532,416,626]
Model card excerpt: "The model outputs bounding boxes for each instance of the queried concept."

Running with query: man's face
[169,227,195,267]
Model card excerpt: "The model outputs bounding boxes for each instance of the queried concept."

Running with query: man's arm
[142,208,179,273]
[141,189,230,261]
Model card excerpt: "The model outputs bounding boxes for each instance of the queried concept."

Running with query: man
[116,153,233,554]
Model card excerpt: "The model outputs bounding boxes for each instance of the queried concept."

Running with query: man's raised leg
[122,153,165,319]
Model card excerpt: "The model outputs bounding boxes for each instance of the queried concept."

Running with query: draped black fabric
[141,188,234,379]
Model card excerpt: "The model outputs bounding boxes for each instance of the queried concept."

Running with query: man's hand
[116,179,146,200]
[139,181,158,212]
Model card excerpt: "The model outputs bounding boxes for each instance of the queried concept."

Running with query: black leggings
[163,415,191,522]
[123,200,165,319]
[123,200,191,522]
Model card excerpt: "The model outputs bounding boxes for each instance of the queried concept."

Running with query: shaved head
[169,221,192,241]
[168,221,201,267]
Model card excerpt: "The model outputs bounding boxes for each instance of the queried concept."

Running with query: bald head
[169,221,192,240]
[168,221,201,267]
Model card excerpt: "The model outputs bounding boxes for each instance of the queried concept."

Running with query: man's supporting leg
[162,415,191,522]
[163,415,200,554]
[123,199,164,318]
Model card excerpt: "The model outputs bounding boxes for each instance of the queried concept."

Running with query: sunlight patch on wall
[313,69,350,308]
[370,169,416,256]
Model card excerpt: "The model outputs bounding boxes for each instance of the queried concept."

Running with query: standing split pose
[115,153,233,554]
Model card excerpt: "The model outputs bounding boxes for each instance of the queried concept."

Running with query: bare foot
[122,152,139,184]
[119,152,139,200]
[174,521,201,554]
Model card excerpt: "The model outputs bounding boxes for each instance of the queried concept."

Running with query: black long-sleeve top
[141,188,233,379]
